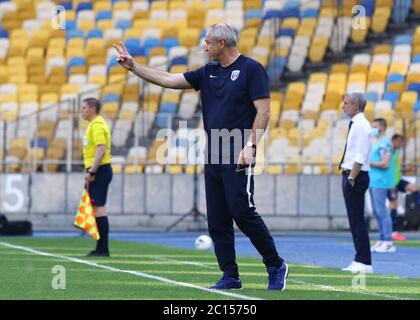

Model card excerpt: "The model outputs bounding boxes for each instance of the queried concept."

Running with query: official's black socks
[96,216,109,253]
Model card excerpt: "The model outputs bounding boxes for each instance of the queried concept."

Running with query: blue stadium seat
[66,57,86,75]
[171,56,188,66]
[392,0,412,23]
[124,38,144,56]
[96,11,112,22]
[284,0,300,9]
[394,35,412,45]
[60,1,72,10]
[281,8,300,19]
[408,83,420,97]
[0,29,8,38]
[103,93,120,103]
[360,0,375,17]
[143,38,160,55]
[302,8,319,18]
[387,73,405,84]
[115,19,132,30]
[31,138,48,152]
[414,101,420,113]
[365,92,379,102]
[264,10,281,20]
[245,9,262,20]
[76,2,92,13]
[160,102,177,113]
[66,29,84,41]
[87,29,103,39]
[176,139,188,149]
[277,28,295,37]
[383,92,399,107]
[156,113,174,128]
[106,59,120,74]
[267,62,285,82]
[65,20,76,30]
[162,38,179,51]
[413,55,420,63]
[129,46,145,57]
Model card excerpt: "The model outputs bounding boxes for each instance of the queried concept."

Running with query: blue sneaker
[267,263,289,291]
[209,273,242,290]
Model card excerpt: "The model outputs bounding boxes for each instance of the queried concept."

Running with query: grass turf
[0,237,419,300]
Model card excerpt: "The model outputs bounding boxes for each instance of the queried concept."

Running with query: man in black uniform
[114,23,288,290]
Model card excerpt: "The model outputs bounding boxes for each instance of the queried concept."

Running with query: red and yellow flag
[74,190,100,240]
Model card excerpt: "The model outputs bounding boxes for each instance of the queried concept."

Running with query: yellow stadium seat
[103,83,124,95]
[244,17,262,29]
[351,64,369,74]
[8,38,28,57]
[244,0,262,11]
[389,64,408,75]
[124,165,144,174]
[108,74,126,83]
[29,30,50,48]
[149,47,166,57]
[93,1,112,12]
[414,0,420,13]
[97,19,114,31]
[169,1,185,10]
[114,1,131,11]
[412,45,420,57]
[66,47,85,60]
[401,91,418,106]
[170,65,187,73]
[309,72,328,83]
[124,27,142,39]
[320,7,337,17]
[77,20,95,32]
[47,47,64,58]
[282,18,300,30]
[168,165,183,174]
[387,82,404,94]
[150,1,167,10]
[179,28,200,48]
[376,0,394,7]
[26,47,44,65]
[406,73,420,88]
[331,63,349,74]
[1,12,21,30]
[371,7,391,33]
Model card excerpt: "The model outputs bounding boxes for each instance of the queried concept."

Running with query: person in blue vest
[113,23,288,291]
[369,118,396,253]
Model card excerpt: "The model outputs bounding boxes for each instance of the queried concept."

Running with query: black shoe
[87,250,110,257]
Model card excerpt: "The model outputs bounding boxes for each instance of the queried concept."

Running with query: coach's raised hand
[113,41,135,71]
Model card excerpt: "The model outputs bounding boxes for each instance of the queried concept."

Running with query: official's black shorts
[387,179,410,201]
[87,164,113,206]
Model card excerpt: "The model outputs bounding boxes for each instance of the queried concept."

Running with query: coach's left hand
[237,145,255,166]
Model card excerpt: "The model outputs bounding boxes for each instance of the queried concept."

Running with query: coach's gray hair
[345,92,367,112]
[208,23,237,47]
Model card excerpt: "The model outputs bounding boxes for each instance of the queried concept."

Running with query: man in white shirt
[339,93,373,273]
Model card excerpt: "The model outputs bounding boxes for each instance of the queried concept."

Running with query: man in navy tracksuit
[114,23,288,290]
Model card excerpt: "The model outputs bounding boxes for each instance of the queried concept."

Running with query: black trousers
[342,171,372,265]
[204,164,283,277]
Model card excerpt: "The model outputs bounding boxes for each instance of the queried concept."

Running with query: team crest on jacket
[231,70,240,81]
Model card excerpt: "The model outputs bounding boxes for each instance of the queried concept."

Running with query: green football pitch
[0,237,419,300]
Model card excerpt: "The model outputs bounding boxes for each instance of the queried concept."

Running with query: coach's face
[342,96,359,118]
[204,31,222,61]
[81,102,95,121]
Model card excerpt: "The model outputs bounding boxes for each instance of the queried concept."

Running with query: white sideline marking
[0,241,261,301]
[152,255,410,300]
[153,256,218,269]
